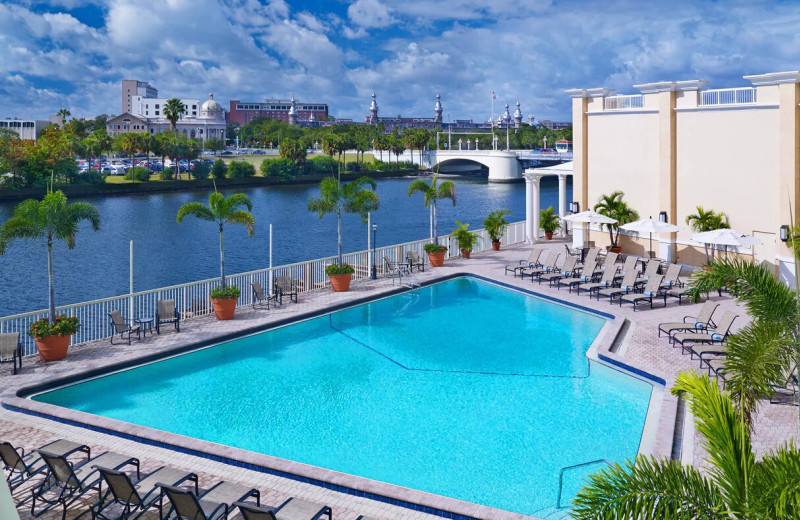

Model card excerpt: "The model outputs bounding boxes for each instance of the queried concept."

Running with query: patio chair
[540,255,579,286]
[770,363,799,405]
[92,465,198,520]
[155,299,180,335]
[504,248,543,277]
[383,256,411,285]
[598,251,619,273]
[597,269,639,303]
[672,311,738,355]
[0,332,22,375]
[577,264,616,297]
[619,275,666,310]
[520,252,560,281]
[274,276,299,304]
[405,251,426,272]
[657,301,719,338]
[108,311,141,345]
[0,439,89,493]
[641,258,662,280]
[578,248,600,274]
[236,497,333,520]
[660,263,684,289]
[613,255,639,282]
[251,281,275,310]
[31,450,139,520]
[160,481,259,520]
[557,262,599,292]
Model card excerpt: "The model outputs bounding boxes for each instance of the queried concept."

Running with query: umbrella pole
[649,232,653,258]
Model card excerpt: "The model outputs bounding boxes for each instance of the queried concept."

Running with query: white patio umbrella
[621,217,682,258]
[562,210,618,225]
[691,229,762,247]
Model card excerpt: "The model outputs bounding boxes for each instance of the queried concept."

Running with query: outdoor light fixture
[659,211,668,223]
[569,201,580,214]
[780,224,790,242]
[371,224,378,279]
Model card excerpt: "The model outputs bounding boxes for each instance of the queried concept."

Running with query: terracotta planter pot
[329,273,353,292]
[427,250,446,267]
[607,246,623,253]
[491,241,501,251]
[461,249,472,259]
[35,334,70,362]
[211,297,237,320]
[545,231,554,240]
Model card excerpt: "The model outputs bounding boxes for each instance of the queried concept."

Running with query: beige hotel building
[567,71,800,284]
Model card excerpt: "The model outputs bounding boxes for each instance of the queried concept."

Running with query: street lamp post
[371,224,378,279]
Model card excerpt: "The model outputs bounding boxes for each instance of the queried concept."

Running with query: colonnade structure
[523,162,573,242]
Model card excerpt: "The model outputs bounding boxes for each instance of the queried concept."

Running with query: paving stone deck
[1,239,797,520]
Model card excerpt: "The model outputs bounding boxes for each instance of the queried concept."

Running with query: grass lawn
[105,173,163,183]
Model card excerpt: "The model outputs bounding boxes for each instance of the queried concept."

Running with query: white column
[531,175,542,241]
[524,174,534,243]
[557,174,567,235]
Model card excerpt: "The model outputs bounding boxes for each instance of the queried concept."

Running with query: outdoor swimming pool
[33,277,653,515]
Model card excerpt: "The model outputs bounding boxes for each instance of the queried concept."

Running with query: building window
[155,111,159,115]
[155,104,160,108]
[192,105,196,109]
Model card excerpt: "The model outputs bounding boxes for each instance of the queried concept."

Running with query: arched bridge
[425,150,572,183]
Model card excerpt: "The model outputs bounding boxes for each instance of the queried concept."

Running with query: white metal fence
[1,221,527,356]
[700,87,756,106]
[604,95,644,110]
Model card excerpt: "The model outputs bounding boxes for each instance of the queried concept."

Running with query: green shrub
[210,159,227,179]
[305,156,337,175]
[124,167,150,181]
[424,243,447,253]
[227,160,256,178]
[260,157,299,180]
[192,161,211,179]
[210,285,241,299]
[162,167,174,180]
[325,263,355,275]
[29,315,80,339]
[77,170,106,185]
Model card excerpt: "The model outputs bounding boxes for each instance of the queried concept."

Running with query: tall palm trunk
[219,222,226,287]
[47,235,55,323]
[337,210,343,265]
[432,199,438,245]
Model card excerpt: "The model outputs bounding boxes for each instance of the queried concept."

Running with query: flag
[492,91,496,99]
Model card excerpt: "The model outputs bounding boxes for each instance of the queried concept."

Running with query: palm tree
[593,190,639,248]
[176,190,255,287]
[686,206,730,261]
[163,98,186,135]
[308,176,379,265]
[0,190,100,323]
[408,175,456,245]
[56,108,71,126]
[572,371,800,519]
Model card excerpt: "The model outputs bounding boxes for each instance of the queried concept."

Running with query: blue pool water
[33,278,652,515]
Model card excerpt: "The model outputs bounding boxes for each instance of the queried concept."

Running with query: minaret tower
[513,100,523,129]
[434,92,443,124]
[369,92,379,124]
[501,102,511,127]
[288,97,297,125]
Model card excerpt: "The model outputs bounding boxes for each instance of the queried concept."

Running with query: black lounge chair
[540,255,579,287]
[0,332,22,375]
[520,252,560,281]
[405,251,426,272]
[672,311,738,355]
[770,364,799,405]
[236,497,333,520]
[274,276,299,304]
[108,310,141,345]
[161,481,260,520]
[557,262,599,292]
[251,281,275,310]
[156,299,180,334]
[0,439,89,493]
[657,301,719,338]
[577,264,616,297]
[505,248,543,277]
[92,465,198,520]
[31,450,139,520]
[597,269,638,303]
[383,256,411,285]
[619,275,666,310]
[613,255,638,283]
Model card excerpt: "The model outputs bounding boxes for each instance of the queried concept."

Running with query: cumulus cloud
[348,0,394,28]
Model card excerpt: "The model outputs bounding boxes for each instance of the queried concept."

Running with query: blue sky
[1,0,799,122]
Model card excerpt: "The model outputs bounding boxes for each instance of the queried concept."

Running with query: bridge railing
[1,221,527,356]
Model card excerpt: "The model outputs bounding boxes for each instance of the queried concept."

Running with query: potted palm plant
[593,191,639,253]
[177,189,255,320]
[409,174,456,266]
[0,189,100,361]
[308,175,379,291]
[452,220,480,258]
[484,210,512,250]
[540,206,560,240]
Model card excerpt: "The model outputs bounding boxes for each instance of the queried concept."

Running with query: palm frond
[749,441,800,519]
[343,190,379,222]
[671,371,753,515]
[1,215,43,245]
[225,192,253,213]
[176,202,216,223]
[408,179,433,206]
[307,196,336,218]
[226,210,255,236]
[437,180,456,205]
[572,456,727,520]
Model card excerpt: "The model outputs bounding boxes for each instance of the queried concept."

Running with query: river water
[0,176,570,315]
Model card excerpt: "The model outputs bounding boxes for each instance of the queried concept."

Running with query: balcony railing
[604,95,644,110]
[700,87,756,106]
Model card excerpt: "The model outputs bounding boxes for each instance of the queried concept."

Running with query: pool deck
[2,239,798,520]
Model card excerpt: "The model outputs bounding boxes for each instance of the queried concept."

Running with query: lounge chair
[540,255,579,286]
[641,258,661,280]
[31,450,139,519]
[520,252,560,281]
[92,465,198,520]
[383,256,411,285]
[577,264,616,297]
[657,300,719,338]
[155,299,180,334]
[0,333,22,375]
[620,275,665,310]
[161,481,260,520]
[504,248,542,277]
[598,251,619,272]
[660,263,684,289]
[578,248,600,275]
[672,311,738,355]
[405,251,426,272]
[557,262,599,292]
[597,269,639,303]
[108,311,141,345]
[613,255,639,282]
[236,497,333,520]
[274,276,299,304]
[251,281,274,310]
[770,364,799,405]
[0,440,89,493]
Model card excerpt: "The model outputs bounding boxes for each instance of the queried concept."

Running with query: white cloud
[348,0,394,29]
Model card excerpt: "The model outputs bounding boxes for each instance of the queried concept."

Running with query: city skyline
[1,0,799,121]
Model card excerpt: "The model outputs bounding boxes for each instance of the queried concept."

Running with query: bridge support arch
[427,150,522,182]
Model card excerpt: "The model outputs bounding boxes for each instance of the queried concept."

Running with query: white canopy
[691,229,762,247]
[621,217,681,234]
[563,210,617,224]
